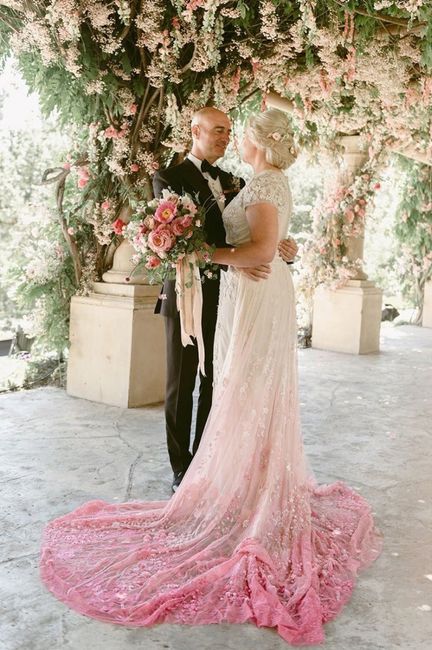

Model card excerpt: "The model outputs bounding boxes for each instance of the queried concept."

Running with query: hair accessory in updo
[268,130,296,155]
[248,109,298,169]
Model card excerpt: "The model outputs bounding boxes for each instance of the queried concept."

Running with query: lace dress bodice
[222,170,293,248]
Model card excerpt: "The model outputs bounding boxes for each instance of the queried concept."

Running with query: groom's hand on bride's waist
[240,265,272,282]
[278,237,298,264]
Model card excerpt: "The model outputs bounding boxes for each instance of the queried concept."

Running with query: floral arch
[0,0,431,354]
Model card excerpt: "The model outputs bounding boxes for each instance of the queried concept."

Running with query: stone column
[422,281,432,328]
[67,221,167,407]
[312,135,383,354]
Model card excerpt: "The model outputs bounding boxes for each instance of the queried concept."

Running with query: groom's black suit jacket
[152,158,244,317]
[151,158,244,473]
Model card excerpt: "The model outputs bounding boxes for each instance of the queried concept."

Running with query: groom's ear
[191,124,200,140]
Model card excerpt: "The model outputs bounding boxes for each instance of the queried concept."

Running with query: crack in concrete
[60,611,69,647]
[125,453,143,501]
[0,475,30,484]
[113,418,141,454]
[0,552,38,565]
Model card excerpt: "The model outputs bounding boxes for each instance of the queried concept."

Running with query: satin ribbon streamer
[175,252,206,376]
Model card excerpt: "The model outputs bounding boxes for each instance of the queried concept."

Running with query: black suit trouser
[163,289,218,474]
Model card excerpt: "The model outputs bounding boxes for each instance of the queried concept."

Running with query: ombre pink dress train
[40,171,382,645]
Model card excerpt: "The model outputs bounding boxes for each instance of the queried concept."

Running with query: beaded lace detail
[40,172,382,646]
[222,170,292,247]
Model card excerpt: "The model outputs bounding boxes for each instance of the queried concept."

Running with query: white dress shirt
[187,153,226,212]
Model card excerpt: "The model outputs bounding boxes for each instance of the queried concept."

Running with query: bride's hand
[239,265,271,282]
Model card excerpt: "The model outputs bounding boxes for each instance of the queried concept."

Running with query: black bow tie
[201,159,219,180]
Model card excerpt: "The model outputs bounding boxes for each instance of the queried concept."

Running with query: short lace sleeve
[242,173,286,210]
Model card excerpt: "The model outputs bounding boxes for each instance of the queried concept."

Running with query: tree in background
[0,60,70,352]
[393,157,432,321]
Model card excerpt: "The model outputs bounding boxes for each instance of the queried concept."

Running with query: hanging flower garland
[296,154,383,320]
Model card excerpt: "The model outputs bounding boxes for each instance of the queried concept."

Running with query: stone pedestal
[66,282,166,407]
[312,280,383,354]
[422,280,432,328]
[103,240,148,284]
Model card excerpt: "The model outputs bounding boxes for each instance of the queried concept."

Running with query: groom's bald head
[191,107,229,127]
[190,107,231,164]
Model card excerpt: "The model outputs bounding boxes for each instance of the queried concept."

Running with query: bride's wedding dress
[40,171,382,645]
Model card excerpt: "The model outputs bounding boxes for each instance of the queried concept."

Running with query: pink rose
[152,161,160,170]
[374,183,381,190]
[344,209,355,223]
[112,218,126,235]
[155,200,177,224]
[171,217,186,236]
[145,255,161,269]
[67,226,75,235]
[101,200,110,210]
[63,162,71,170]
[130,163,140,172]
[129,104,137,115]
[78,177,88,188]
[181,215,193,228]
[148,226,175,253]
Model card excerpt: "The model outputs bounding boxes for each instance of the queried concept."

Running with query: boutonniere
[224,177,242,195]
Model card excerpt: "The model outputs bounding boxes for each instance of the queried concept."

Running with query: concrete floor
[1,323,432,650]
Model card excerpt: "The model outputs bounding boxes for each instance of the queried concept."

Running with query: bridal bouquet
[120,190,216,285]
[117,190,216,375]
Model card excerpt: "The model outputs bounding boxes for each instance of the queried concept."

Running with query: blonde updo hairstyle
[247,108,297,170]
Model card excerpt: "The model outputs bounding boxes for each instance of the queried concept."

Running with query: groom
[153,107,297,492]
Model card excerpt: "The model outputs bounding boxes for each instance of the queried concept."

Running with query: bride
[40,109,382,646]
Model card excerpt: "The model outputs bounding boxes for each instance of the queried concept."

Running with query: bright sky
[0,57,44,130]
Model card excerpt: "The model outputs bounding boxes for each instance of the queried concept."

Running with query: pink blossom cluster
[299,158,383,297]
[77,166,90,189]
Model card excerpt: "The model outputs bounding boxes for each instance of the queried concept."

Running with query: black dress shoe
[172,471,185,493]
